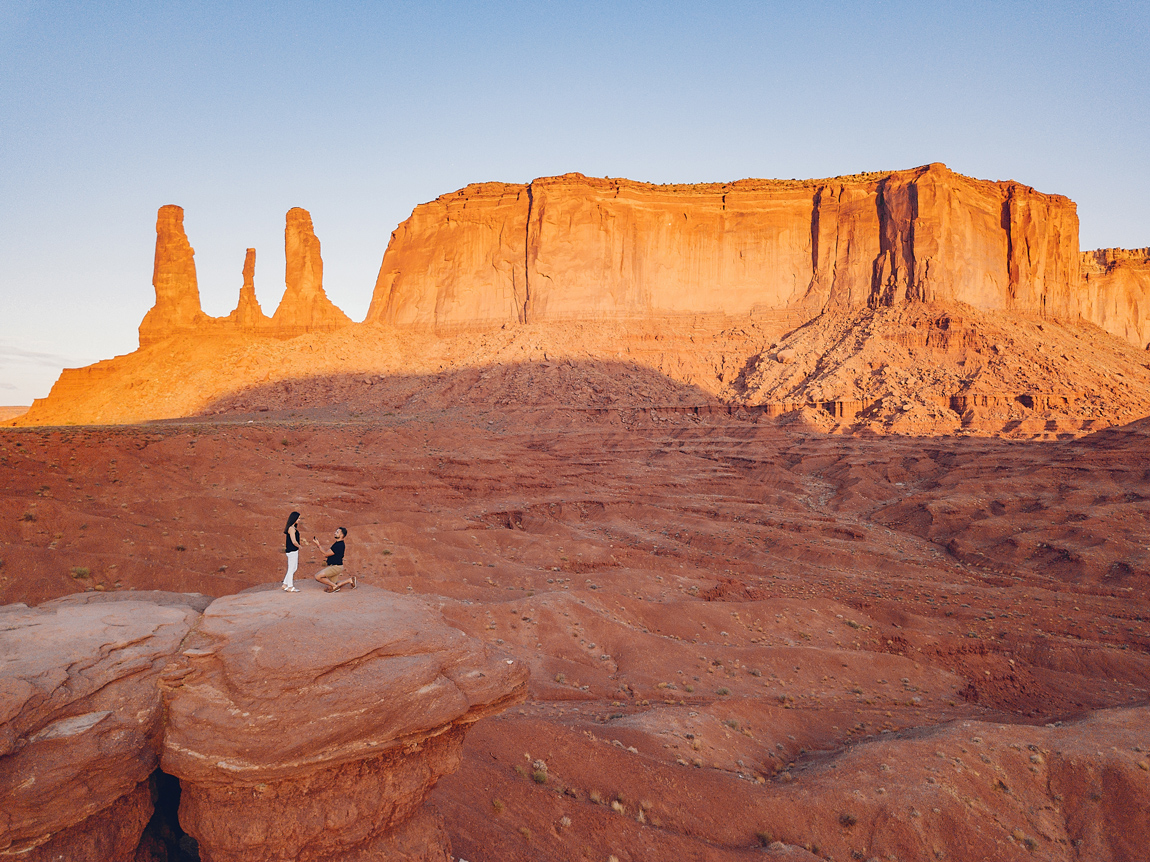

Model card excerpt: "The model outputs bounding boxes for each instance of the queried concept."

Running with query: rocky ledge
[0,585,528,862]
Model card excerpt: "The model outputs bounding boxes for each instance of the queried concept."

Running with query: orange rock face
[367,164,1085,328]
[270,207,352,335]
[138,205,206,346]
[224,247,269,331]
[1082,247,1150,349]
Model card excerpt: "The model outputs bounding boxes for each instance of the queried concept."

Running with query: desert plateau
[3,164,1150,862]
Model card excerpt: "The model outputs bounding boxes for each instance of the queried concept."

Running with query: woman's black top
[285,528,300,553]
[327,540,345,566]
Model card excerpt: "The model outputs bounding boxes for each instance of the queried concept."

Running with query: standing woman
[282,511,302,592]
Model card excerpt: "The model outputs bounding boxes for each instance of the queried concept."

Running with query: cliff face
[1082,248,1150,349]
[366,164,1085,329]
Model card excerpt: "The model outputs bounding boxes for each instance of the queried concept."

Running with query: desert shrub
[755,831,775,847]
[839,812,857,827]
[518,826,531,841]
[492,798,504,813]
[532,770,548,784]
[22,512,36,522]
[716,687,730,696]
[69,566,91,579]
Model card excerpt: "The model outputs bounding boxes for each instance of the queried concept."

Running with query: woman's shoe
[286,587,300,593]
[350,576,357,589]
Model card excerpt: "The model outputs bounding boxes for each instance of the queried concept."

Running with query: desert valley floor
[3,400,1148,861]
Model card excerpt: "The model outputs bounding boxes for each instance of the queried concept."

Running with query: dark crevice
[136,769,199,862]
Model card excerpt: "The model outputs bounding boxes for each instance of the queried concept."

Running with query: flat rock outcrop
[0,587,527,862]
[0,594,201,860]
[159,585,527,861]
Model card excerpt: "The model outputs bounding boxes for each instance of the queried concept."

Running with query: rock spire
[225,248,269,330]
[138,205,206,346]
[270,207,352,334]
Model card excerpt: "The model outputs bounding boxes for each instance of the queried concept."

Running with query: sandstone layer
[367,164,1084,329]
[159,585,527,862]
[0,586,526,862]
[1082,247,1150,349]
[0,594,200,859]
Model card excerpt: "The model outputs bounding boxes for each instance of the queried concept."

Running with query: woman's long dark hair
[284,511,300,533]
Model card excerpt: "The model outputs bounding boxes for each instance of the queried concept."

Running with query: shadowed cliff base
[14,305,1150,436]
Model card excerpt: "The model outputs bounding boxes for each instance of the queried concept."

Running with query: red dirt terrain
[3,400,1148,861]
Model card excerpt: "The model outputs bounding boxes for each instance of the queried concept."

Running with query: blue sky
[1,1,1147,404]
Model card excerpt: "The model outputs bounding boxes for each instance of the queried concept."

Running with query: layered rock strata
[159,586,527,861]
[367,164,1085,330]
[0,594,202,860]
[0,587,527,862]
[1082,247,1150,349]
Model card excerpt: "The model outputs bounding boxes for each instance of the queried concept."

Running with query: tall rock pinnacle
[226,248,269,330]
[138,205,206,346]
[270,208,352,334]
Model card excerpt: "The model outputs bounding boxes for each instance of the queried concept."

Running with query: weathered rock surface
[138,204,206,346]
[137,207,348,346]
[1082,247,1150,349]
[13,166,1150,430]
[159,585,528,862]
[367,164,1084,328]
[269,207,353,336]
[0,595,200,859]
[224,247,270,331]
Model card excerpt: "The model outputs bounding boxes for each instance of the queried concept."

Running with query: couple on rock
[281,511,357,593]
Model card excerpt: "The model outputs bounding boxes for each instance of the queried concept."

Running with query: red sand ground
[3,399,1148,861]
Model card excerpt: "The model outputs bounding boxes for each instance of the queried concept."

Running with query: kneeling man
[313,527,356,592]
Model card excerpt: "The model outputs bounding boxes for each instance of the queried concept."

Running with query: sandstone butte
[0,588,528,861]
[10,162,1150,432]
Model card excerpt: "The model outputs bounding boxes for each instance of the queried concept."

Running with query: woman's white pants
[283,551,299,588]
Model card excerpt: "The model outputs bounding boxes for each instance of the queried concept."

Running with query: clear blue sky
[1,1,1147,404]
